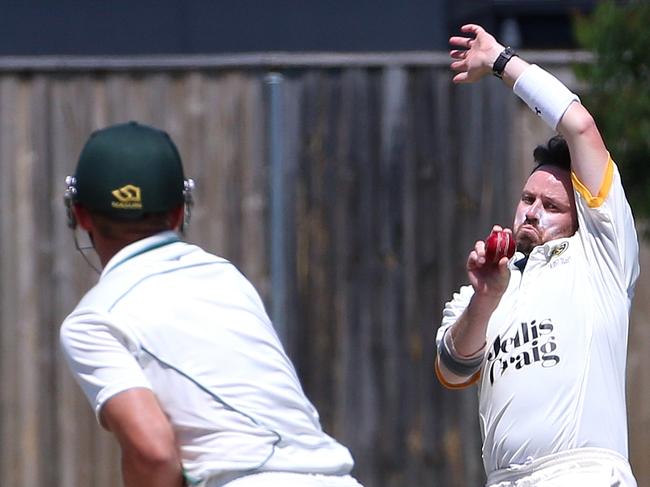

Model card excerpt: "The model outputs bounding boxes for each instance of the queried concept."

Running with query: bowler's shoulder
[572,155,626,210]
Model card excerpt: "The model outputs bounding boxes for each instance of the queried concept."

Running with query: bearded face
[513,166,578,255]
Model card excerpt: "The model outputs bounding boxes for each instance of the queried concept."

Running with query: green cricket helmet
[70,121,188,219]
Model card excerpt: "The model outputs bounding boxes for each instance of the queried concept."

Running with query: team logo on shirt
[549,242,571,269]
[486,319,560,385]
[550,241,569,257]
[111,184,143,210]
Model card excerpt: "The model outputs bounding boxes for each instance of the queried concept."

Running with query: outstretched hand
[449,24,504,84]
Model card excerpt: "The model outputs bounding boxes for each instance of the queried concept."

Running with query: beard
[514,226,541,256]
[516,238,535,255]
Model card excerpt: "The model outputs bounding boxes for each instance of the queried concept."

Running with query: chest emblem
[550,241,569,257]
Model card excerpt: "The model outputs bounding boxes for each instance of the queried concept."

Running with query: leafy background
[574,1,650,223]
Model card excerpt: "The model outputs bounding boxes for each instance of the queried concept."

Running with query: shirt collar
[508,236,573,271]
[101,230,181,278]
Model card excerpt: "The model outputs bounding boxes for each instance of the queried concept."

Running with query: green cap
[74,121,185,219]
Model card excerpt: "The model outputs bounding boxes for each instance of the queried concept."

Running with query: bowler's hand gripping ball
[485,230,515,264]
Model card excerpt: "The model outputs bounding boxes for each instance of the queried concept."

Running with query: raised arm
[450,24,609,195]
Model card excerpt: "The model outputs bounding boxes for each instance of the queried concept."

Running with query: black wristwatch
[492,47,518,79]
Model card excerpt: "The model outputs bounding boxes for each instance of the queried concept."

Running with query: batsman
[435,24,640,486]
[59,122,364,487]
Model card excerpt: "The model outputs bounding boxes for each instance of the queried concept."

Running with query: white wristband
[513,64,580,130]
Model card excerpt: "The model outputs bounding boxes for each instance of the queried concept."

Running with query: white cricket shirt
[437,157,639,475]
[60,232,354,484]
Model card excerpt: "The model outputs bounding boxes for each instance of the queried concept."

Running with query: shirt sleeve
[59,308,152,423]
[435,285,480,388]
[436,285,475,346]
[571,156,640,297]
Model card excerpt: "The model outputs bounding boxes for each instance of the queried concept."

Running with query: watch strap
[492,47,518,79]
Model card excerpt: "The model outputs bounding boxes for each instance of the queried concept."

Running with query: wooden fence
[0,52,647,487]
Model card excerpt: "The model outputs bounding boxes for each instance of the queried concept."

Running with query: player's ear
[73,205,94,231]
[169,205,184,231]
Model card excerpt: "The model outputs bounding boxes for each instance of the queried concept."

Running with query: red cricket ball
[484,230,515,264]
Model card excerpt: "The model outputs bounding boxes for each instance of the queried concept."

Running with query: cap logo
[111,184,143,210]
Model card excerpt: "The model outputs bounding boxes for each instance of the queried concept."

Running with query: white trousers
[486,448,637,487]
[214,472,364,487]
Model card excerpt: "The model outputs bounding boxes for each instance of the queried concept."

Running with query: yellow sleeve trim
[571,155,614,209]
[434,357,481,390]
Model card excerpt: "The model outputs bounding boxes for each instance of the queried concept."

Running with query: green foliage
[573,1,650,220]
